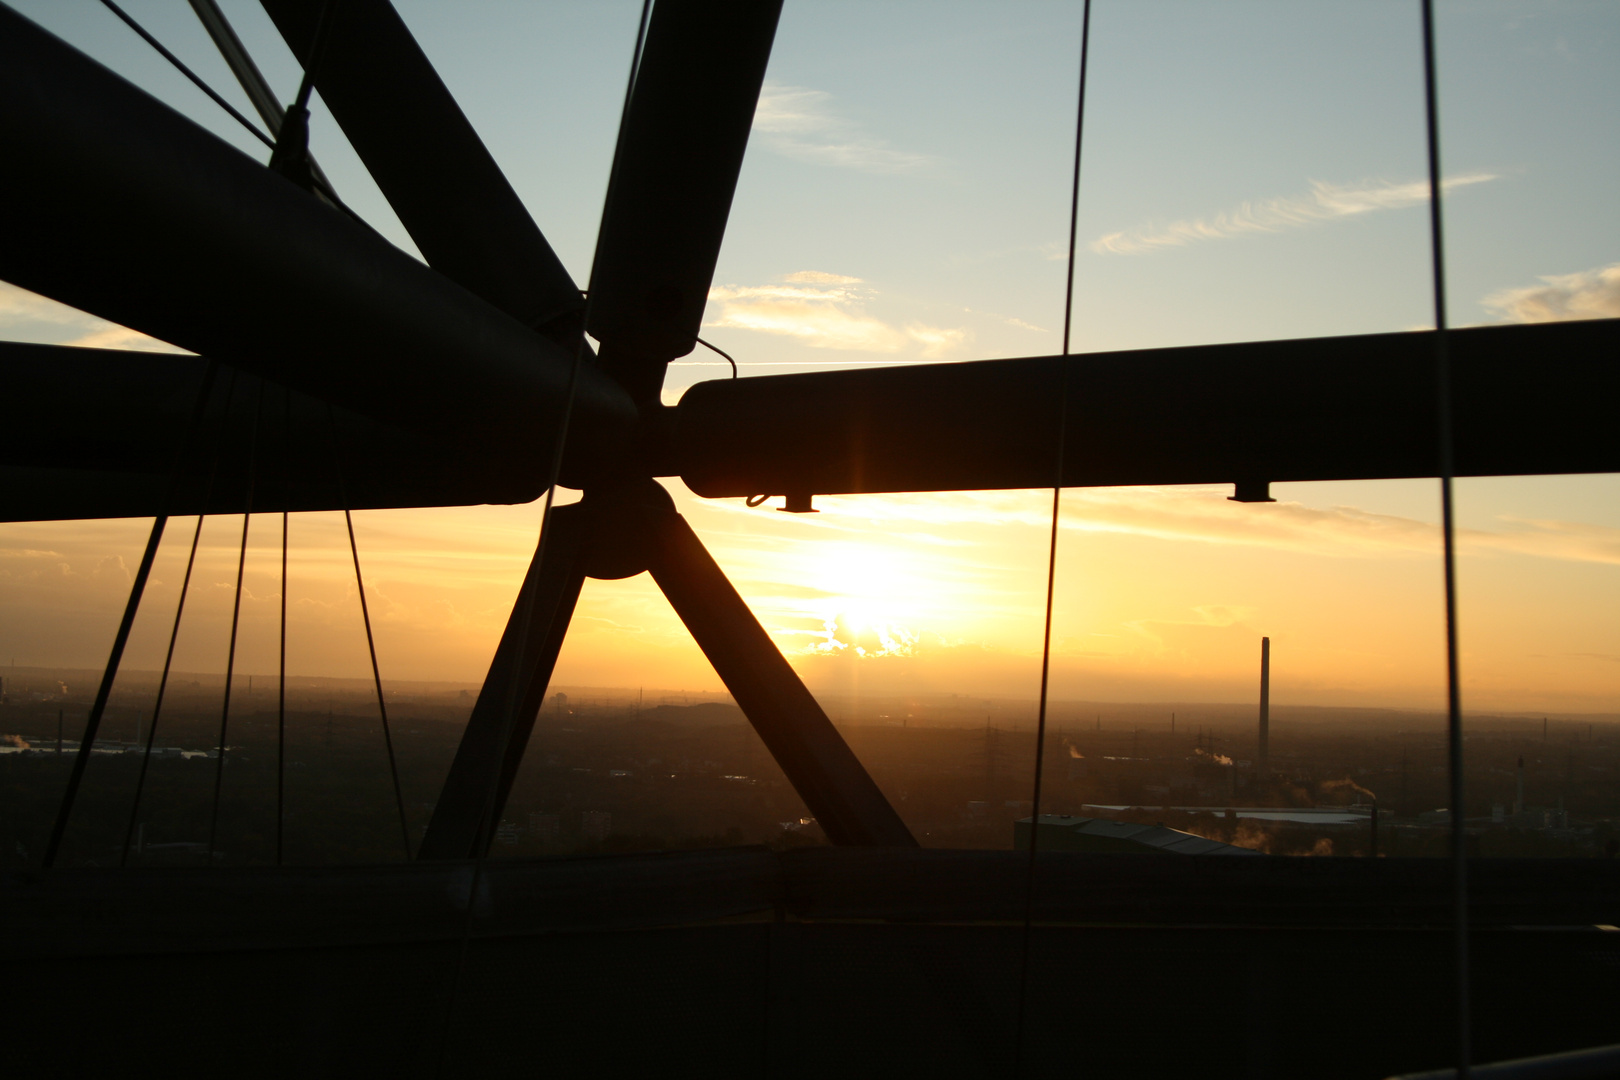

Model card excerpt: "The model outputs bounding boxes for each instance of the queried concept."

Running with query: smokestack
[1515,756,1525,816]
[1370,800,1379,858]
[1258,637,1270,775]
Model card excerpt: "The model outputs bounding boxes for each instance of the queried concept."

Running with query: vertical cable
[46,360,223,868]
[321,402,411,860]
[120,516,209,866]
[277,388,291,865]
[207,381,264,861]
[1014,4,1091,1074]
[344,505,412,860]
[432,4,654,1074]
[1420,2,1469,1076]
[120,362,228,866]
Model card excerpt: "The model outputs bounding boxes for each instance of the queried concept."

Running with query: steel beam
[0,6,634,487]
[418,506,588,859]
[645,509,916,847]
[671,319,1620,497]
[258,0,583,337]
[0,344,537,520]
[588,0,783,386]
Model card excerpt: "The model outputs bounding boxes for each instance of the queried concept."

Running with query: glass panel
[496,530,803,858]
[0,518,152,866]
[1044,480,1448,856]
[1454,474,1620,858]
[1041,0,1460,858]
[681,486,1052,849]
[1436,0,1620,860]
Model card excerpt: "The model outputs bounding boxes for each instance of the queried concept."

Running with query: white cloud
[705,274,971,358]
[903,323,969,359]
[1482,262,1620,323]
[753,85,934,174]
[782,270,864,284]
[1092,173,1498,255]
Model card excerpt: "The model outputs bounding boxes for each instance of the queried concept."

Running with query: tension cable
[120,363,235,866]
[278,389,291,865]
[45,359,224,868]
[1419,1,1471,1075]
[326,406,412,861]
[432,1,655,1072]
[97,0,275,149]
[1013,3,1091,1075]
[206,380,264,861]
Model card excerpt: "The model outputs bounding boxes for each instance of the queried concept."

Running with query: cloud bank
[753,85,933,174]
[1483,262,1620,323]
[705,273,970,358]
[1092,173,1497,255]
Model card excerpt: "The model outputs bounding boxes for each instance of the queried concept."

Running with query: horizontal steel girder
[0,345,541,521]
[0,6,634,487]
[670,319,1620,497]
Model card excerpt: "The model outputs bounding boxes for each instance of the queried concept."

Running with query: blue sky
[0,1,1615,711]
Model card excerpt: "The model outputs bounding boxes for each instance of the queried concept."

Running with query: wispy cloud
[753,85,934,174]
[1092,173,1498,255]
[705,273,971,358]
[782,270,863,285]
[710,486,1620,567]
[1483,262,1620,323]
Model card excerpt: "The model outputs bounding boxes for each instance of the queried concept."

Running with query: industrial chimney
[1514,756,1525,816]
[1258,637,1270,775]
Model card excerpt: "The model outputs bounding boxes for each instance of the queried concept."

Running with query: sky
[0,0,1616,716]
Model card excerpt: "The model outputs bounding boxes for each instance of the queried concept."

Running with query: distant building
[552,692,569,714]
[1015,814,1261,856]
[528,812,560,842]
[495,819,520,845]
[580,810,611,842]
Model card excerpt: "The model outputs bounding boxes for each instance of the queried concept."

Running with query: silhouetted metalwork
[4,1,1619,1073]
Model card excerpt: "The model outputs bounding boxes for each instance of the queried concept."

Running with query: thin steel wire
[46,361,225,868]
[206,381,264,861]
[97,0,275,148]
[1419,1,1470,1075]
[277,387,291,865]
[1013,4,1092,1073]
[323,406,412,861]
[120,513,208,867]
[432,3,655,1072]
[343,504,412,860]
[119,362,230,865]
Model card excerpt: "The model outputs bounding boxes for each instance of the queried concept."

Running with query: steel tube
[0,7,635,488]
[671,319,1620,497]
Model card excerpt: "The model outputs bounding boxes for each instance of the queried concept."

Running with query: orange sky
[0,2,1614,718]
[3,471,1613,716]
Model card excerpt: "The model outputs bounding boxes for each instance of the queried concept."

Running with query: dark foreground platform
[5,849,1618,1078]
